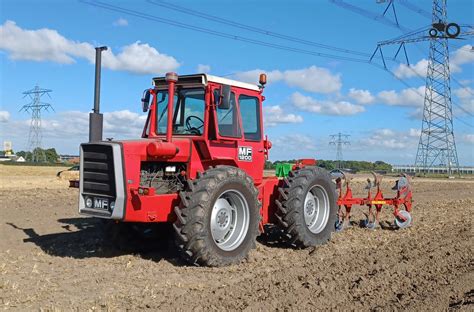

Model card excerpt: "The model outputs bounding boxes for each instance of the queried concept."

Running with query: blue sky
[0,0,473,164]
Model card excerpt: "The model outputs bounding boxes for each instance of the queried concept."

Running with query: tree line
[265,159,392,173]
[15,148,60,163]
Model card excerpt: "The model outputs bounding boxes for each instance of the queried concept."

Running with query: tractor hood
[116,138,192,163]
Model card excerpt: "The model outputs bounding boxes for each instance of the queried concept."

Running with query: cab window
[156,88,205,135]
[238,95,261,141]
[216,92,242,138]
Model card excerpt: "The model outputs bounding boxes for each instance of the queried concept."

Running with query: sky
[0,0,473,165]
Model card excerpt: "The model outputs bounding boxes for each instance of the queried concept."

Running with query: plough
[333,171,413,231]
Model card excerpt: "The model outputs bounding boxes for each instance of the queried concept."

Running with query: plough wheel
[395,210,412,229]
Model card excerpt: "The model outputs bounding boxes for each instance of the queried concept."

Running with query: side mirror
[216,85,231,110]
[141,89,151,112]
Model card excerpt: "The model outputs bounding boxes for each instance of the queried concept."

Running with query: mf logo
[94,198,109,210]
[238,146,252,162]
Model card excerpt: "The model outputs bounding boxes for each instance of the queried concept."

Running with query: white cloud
[263,105,303,127]
[394,59,428,78]
[408,128,421,137]
[284,66,341,93]
[0,20,93,63]
[377,86,425,107]
[5,110,146,140]
[348,88,375,105]
[273,134,318,152]
[463,134,474,144]
[453,87,474,115]
[451,45,474,68]
[291,92,365,116]
[360,128,418,149]
[101,42,180,74]
[0,111,10,123]
[197,64,211,73]
[113,18,129,27]
[233,69,283,85]
[234,66,341,94]
[0,20,180,75]
[393,45,473,78]
[453,87,474,99]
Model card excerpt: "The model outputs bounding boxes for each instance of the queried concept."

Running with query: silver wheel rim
[210,189,250,251]
[395,210,412,228]
[304,185,330,234]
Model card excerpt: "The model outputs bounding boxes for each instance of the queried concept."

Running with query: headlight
[85,197,93,208]
[110,201,115,211]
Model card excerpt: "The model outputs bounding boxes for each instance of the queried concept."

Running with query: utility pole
[20,85,54,162]
[370,0,473,176]
[329,133,350,169]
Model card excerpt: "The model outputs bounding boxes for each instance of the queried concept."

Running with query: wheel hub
[210,190,250,251]
[303,185,330,234]
[216,209,230,228]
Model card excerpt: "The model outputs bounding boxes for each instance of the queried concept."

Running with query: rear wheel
[173,166,261,266]
[276,167,337,247]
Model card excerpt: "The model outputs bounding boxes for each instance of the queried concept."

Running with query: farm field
[0,165,473,310]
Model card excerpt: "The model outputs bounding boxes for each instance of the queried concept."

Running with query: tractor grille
[82,144,117,198]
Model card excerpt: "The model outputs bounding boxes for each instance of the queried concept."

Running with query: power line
[147,0,374,58]
[397,0,432,20]
[330,0,409,31]
[80,0,372,64]
[82,0,473,127]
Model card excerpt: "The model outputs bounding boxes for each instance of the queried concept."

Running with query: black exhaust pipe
[89,46,108,142]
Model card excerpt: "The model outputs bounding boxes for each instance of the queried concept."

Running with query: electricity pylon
[329,133,350,169]
[20,85,54,162]
[371,0,474,176]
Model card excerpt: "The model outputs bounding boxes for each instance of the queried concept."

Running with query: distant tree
[17,148,59,163]
[44,148,59,163]
[16,150,32,161]
[264,160,274,170]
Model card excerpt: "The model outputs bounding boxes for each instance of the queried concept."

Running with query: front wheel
[276,167,337,247]
[173,166,261,267]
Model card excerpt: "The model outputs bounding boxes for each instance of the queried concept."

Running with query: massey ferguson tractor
[78,47,413,267]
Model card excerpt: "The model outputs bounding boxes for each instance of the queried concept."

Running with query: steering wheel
[185,116,204,134]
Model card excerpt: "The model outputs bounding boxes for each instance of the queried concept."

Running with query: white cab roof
[205,74,260,91]
[153,73,261,91]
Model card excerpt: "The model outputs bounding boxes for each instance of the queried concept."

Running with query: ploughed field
[0,165,473,310]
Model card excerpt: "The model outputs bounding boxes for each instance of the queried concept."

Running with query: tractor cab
[138,73,269,184]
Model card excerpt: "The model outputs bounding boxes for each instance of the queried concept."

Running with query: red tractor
[78,49,338,266]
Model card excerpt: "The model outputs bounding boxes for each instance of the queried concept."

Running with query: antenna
[329,133,350,169]
[19,85,54,162]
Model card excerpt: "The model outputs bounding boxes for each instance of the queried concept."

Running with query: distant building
[59,154,80,163]
[16,156,25,162]
[392,164,474,175]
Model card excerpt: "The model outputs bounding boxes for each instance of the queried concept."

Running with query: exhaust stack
[89,46,108,142]
[165,72,178,142]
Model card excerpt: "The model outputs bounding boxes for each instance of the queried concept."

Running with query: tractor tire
[276,166,337,248]
[173,166,261,267]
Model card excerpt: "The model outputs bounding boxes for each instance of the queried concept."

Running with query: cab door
[234,91,264,184]
[208,86,264,184]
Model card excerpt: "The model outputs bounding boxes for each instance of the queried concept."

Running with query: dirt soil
[1,165,473,311]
